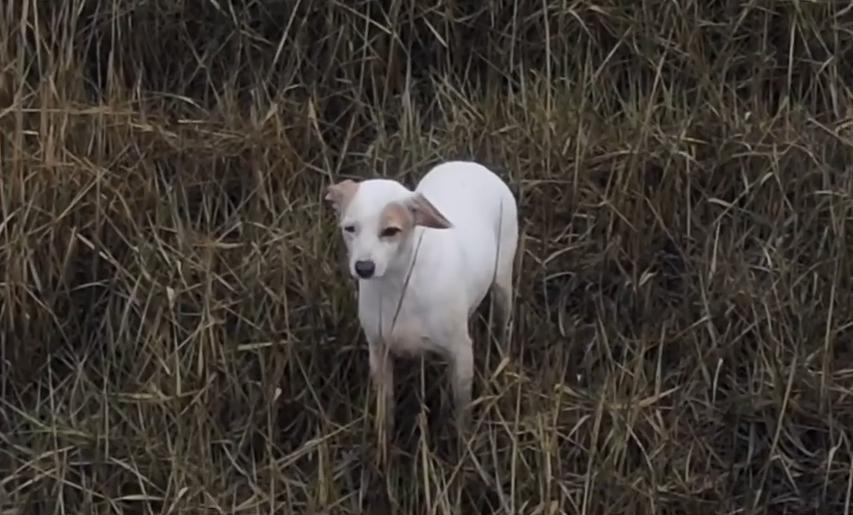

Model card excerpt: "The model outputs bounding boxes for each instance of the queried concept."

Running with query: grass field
[2,1,853,513]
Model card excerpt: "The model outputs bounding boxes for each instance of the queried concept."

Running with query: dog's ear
[325,179,359,214]
[406,193,452,229]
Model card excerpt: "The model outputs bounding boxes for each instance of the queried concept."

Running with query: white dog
[325,161,519,431]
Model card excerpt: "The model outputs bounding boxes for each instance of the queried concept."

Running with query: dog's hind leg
[490,194,518,346]
[447,330,474,433]
[490,226,517,346]
[490,269,513,346]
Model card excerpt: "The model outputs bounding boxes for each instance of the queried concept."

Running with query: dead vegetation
[1,0,853,513]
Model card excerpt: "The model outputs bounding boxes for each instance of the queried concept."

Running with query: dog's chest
[357,292,434,356]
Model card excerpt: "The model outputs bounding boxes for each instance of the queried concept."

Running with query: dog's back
[415,161,515,237]
[414,161,519,313]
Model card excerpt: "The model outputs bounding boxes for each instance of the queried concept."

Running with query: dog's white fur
[326,161,518,430]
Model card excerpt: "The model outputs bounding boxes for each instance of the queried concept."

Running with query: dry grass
[2,0,853,513]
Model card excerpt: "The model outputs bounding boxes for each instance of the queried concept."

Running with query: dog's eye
[380,227,401,238]
[343,225,356,233]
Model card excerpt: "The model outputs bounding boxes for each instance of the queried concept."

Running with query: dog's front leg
[368,340,394,445]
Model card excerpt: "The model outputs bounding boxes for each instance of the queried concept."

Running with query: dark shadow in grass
[388,354,458,457]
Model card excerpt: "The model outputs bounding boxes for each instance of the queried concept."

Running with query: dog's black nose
[354,260,375,279]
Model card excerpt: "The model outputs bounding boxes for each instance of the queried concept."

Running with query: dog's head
[325,178,452,280]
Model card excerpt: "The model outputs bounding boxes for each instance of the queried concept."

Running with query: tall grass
[1,1,852,513]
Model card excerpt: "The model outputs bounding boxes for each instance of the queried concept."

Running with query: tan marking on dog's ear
[325,179,359,214]
[406,193,452,229]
